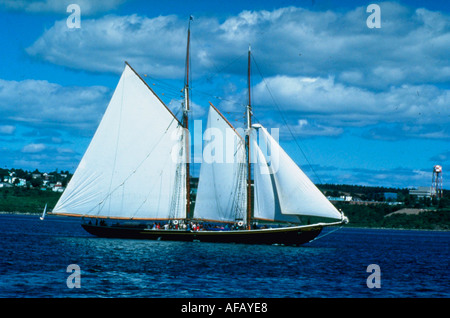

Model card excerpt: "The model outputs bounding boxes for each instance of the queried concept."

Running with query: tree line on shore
[0,169,448,230]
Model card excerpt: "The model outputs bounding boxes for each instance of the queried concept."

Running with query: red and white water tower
[431,165,443,198]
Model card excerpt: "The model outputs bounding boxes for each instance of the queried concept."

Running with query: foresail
[193,104,247,223]
[52,63,186,220]
[252,134,301,223]
[256,125,342,220]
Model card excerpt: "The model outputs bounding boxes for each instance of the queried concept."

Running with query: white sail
[193,104,247,223]
[255,125,342,220]
[40,203,47,220]
[52,63,186,220]
[252,134,300,223]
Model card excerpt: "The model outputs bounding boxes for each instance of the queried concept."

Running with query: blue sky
[0,0,449,189]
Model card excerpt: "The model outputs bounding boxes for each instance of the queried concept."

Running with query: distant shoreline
[0,211,40,215]
[1,211,448,232]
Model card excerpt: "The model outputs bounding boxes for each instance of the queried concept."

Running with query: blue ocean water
[0,214,448,298]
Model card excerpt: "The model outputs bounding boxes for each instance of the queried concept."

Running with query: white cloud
[0,78,110,135]
[252,75,450,130]
[22,143,46,153]
[17,2,450,143]
[56,147,76,154]
[0,125,15,135]
[26,14,189,77]
[25,4,450,88]
[260,117,344,138]
[289,119,343,137]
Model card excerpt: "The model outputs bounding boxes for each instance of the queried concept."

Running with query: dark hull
[81,223,324,246]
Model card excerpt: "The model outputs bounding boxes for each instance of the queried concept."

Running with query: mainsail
[193,104,247,223]
[52,63,186,220]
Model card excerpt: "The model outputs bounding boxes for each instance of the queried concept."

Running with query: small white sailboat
[40,203,47,221]
[50,20,348,245]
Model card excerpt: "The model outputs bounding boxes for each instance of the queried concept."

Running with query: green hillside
[1,179,449,230]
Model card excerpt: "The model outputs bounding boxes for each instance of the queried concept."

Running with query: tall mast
[246,45,252,230]
[183,16,192,219]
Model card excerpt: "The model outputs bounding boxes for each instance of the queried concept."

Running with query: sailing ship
[50,20,348,245]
